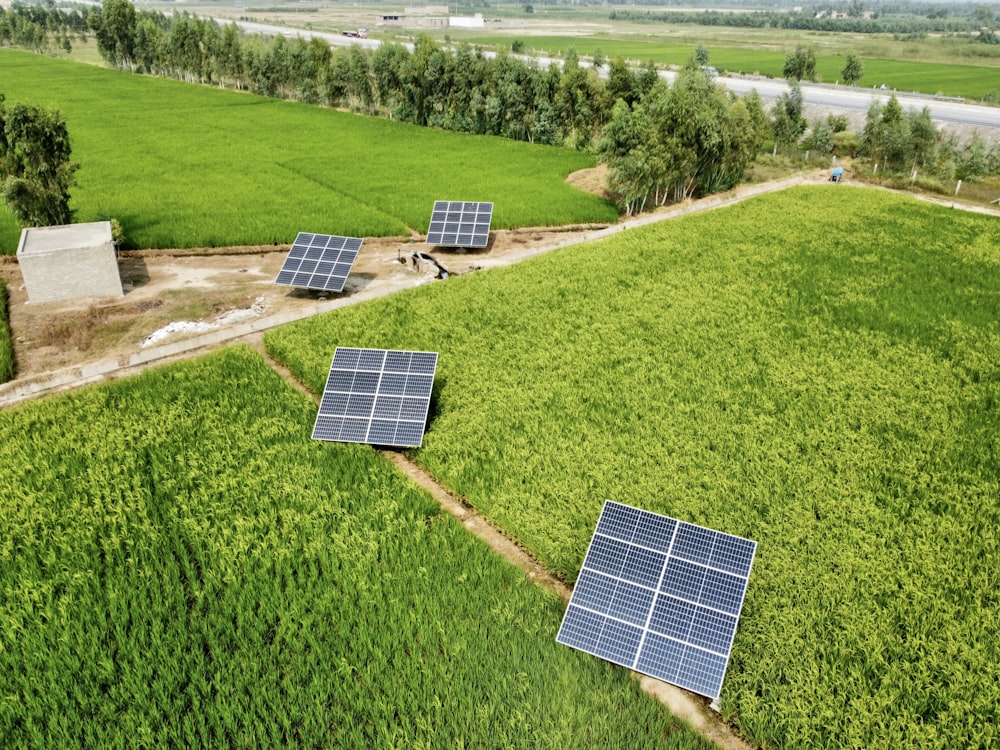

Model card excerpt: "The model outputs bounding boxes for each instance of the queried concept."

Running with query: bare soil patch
[0,226,606,381]
[566,164,611,201]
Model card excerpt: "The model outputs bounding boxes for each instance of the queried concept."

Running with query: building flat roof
[17,221,113,257]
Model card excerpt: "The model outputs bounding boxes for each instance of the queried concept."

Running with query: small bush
[833,130,860,157]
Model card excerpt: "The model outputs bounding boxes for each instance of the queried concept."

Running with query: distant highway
[717,75,999,130]
[229,20,999,132]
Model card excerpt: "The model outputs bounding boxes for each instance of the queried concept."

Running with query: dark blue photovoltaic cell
[672,524,716,566]
[635,632,683,682]
[634,513,677,553]
[677,648,728,699]
[699,569,747,615]
[399,398,430,421]
[559,606,603,652]
[583,536,629,578]
[312,348,438,448]
[689,607,737,653]
[649,596,696,642]
[570,570,616,615]
[410,352,438,373]
[275,233,363,292]
[620,546,667,588]
[710,535,757,578]
[426,200,493,247]
[595,502,640,541]
[556,501,756,700]
[592,619,643,667]
[393,422,426,446]
[608,581,656,627]
[384,351,411,371]
[663,557,706,603]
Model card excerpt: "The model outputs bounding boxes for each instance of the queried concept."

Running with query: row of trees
[858,96,1000,181]
[782,45,865,84]
[79,0,652,148]
[7,0,999,221]
[599,64,768,214]
[0,4,88,53]
[790,91,1000,183]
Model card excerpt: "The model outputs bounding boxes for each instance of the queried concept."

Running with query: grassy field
[0,281,11,383]
[266,186,1000,749]
[0,345,712,749]
[0,50,615,253]
[454,33,1000,99]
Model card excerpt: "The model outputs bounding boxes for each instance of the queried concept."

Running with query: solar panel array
[557,501,756,699]
[312,347,438,448]
[275,233,363,292]
[426,201,493,248]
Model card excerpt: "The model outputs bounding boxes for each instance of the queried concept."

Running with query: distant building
[16,221,123,304]
[449,13,485,28]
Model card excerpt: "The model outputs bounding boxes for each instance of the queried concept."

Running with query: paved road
[230,19,999,131]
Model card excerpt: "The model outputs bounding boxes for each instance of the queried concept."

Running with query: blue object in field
[832,167,844,176]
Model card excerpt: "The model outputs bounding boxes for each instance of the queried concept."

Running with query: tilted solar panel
[557,500,756,699]
[312,347,439,448]
[275,233,363,292]
[426,200,493,248]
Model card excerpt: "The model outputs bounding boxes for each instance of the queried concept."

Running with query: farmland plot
[266,186,1000,749]
[0,346,710,749]
[0,50,615,253]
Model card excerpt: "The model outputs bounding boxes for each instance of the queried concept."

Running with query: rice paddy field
[266,186,1000,749]
[0,50,615,253]
[458,34,1000,99]
[0,346,712,749]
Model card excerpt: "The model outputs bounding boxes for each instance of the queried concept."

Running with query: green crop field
[458,33,1000,99]
[266,186,1000,749]
[0,346,712,749]
[0,50,615,253]
[0,281,12,383]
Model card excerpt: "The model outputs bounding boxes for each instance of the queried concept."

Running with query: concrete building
[449,13,485,28]
[16,221,123,304]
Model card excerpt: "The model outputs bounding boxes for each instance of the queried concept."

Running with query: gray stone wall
[20,243,123,304]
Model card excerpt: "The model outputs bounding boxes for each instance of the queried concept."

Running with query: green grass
[0,50,615,253]
[266,186,1000,749]
[0,345,711,749]
[460,33,1000,98]
[0,280,12,383]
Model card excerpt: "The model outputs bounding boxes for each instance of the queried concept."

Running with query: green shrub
[833,130,860,157]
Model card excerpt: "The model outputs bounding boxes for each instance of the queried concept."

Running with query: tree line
[599,62,768,214]
[0,3,89,53]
